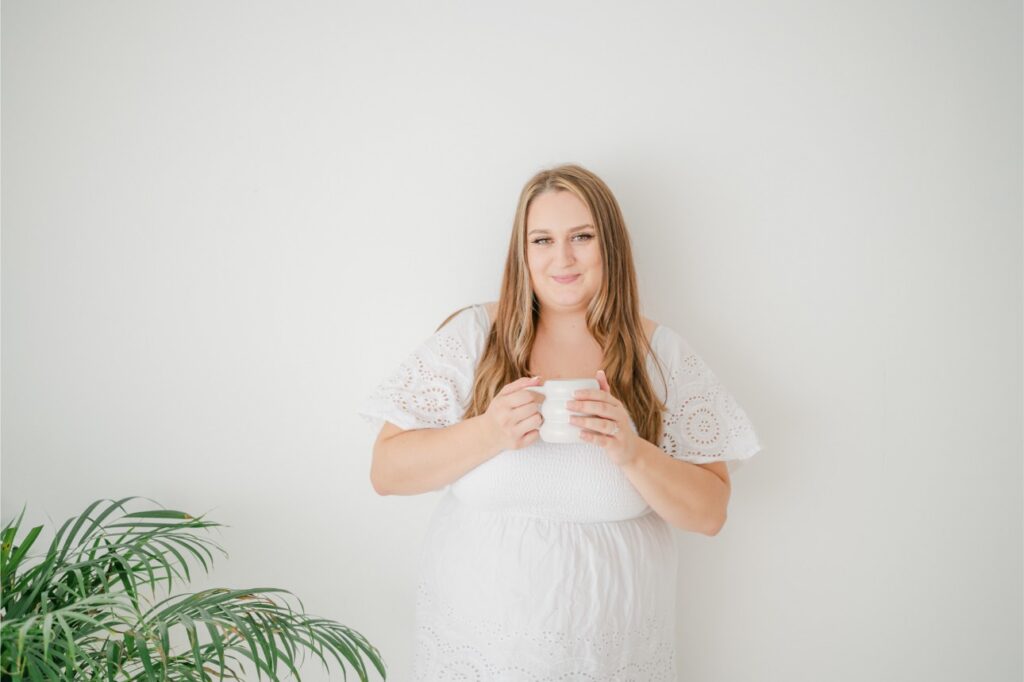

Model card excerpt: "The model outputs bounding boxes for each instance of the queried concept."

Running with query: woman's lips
[552,274,580,284]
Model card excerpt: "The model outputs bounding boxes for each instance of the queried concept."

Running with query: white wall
[3,1,1020,680]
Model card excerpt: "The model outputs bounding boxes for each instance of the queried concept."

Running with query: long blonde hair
[438,163,668,444]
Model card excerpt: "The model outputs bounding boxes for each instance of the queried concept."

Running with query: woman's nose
[557,241,575,264]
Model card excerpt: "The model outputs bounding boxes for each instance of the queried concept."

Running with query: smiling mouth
[552,275,580,283]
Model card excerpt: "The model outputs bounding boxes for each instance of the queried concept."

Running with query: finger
[596,369,610,392]
[500,375,542,396]
[572,415,617,434]
[573,388,620,408]
[511,401,542,423]
[566,399,611,417]
[499,375,542,396]
[518,429,541,448]
[506,388,545,409]
[514,411,544,435]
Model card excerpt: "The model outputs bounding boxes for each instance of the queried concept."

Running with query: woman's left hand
[567,369,640,467]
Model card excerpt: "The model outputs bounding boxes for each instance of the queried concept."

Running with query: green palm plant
[0,497,387,681]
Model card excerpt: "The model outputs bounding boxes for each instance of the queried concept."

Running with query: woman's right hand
[479,376,546,452]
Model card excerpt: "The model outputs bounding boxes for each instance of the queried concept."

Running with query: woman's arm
[370,417,500,496]
[619,441,731,535]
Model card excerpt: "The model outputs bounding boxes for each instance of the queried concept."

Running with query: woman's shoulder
[647,320,688,357]
[433,304,495,350]
[642,316,659,347]
[436,303,487,330]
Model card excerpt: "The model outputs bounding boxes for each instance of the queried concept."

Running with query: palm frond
[0,497,388,681]
[1,593,135,681]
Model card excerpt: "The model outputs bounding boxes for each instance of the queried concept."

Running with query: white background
[3,1,1021,680]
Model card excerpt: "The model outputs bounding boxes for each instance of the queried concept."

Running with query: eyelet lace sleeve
[356,306,482,432]
[650,327,763,475]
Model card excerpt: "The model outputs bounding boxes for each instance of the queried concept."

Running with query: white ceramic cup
[525,378,601,444]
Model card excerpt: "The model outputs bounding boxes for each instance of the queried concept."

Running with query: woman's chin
[540,291,592,309]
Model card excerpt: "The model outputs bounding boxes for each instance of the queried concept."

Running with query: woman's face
[525,190,603,314]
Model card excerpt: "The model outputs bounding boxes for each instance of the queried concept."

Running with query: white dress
[356,304,763,681]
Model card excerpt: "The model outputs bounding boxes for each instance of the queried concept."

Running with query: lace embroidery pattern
[413,581,677,681]
[358,312,476,430]
[655,339,760,463]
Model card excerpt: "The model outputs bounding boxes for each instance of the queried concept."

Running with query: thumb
[597,369,610,391]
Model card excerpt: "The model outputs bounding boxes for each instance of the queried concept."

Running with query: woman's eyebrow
[527,224,593,236]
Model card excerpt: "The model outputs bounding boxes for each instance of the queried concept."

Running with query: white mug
[525,378,600,444]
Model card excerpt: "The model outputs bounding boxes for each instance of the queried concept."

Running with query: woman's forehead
[526,191,594,231]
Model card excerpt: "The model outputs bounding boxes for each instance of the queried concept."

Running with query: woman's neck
[536,307,590,341]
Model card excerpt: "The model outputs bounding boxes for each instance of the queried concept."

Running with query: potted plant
[0,496,387,681]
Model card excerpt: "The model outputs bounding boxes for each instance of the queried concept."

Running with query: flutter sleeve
[355,305,483,432]
[649,326,763,475]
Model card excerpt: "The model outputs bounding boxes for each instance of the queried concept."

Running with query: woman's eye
[531,234,594,245]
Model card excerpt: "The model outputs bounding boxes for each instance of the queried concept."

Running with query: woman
[357,163,763,679]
